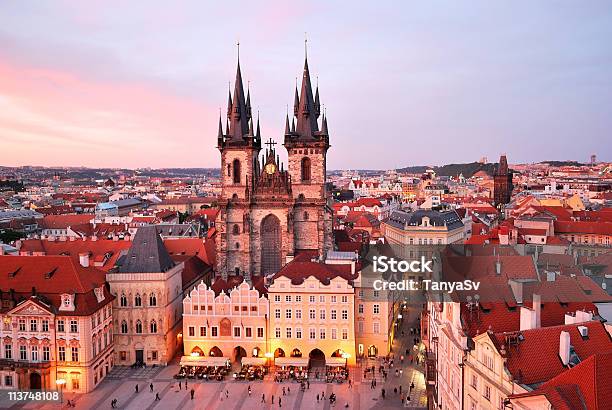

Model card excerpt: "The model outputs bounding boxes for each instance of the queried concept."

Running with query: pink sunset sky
[1,1,611,169]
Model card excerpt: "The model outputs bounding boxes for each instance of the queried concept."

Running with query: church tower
[284,54,333,256]
[493,154,513,207]
[216,57,262,278]
[215,49,333,279]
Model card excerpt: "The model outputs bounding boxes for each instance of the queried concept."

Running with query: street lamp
[56,378,66,404]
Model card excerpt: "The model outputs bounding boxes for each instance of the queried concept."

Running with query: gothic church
[215,53,333,278]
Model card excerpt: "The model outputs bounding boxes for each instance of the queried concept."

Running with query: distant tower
[591,154,597,166]
[493,154,513,207]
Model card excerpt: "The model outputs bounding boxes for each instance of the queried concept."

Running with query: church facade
[493,154,513,207]
[215,55,334,278]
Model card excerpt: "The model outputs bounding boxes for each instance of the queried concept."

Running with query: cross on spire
[237,40,240,62]
[265,138,277,151]
[304,32,308,59]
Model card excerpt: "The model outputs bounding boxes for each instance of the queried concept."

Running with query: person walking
[135,384,139,393]
[248,385,252,396]
[190,388,195,400]
[282,387,286,396]
[279,397,282,408]
[382,388,386,399]
[225,390,229,399]
[287,387,290,395]
[179,381,182,390]
[317,393,320,402]
[150,383,153,392]
[155,393,160,401]
[261,394,265,403]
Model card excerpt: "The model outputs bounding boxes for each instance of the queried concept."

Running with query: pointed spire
[285,113,291,135]
[291,118,295,133]
[293,49,319,139]
[227,52,250,140]
[218,111,224,139]
[256,111,261,139]
[321,112,328,135]
[314,83,320,118]
[226,118,230,135]
[227,85,232,117]
[293,85,299,116]
[246,82,252,120]
[248,118,254,136]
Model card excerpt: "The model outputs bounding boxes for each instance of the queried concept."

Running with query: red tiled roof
[511,352,612,409]
[272,257,357,286]
[555,220,612,236]
[493,321,612,386]
[0,255,112,316]
[40,214,94,229]
[210,275,267,296]
[518,227,547,236]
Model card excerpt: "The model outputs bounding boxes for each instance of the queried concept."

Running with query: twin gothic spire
[217,46,328,150]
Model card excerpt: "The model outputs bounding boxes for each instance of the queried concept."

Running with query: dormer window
[94,287,105,303]
[59,294,75,311]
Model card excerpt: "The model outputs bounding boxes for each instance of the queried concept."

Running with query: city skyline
[1,1,611,169]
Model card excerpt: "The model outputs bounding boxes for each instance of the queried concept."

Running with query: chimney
[559,331,571,366]
[495,260,502,275]
[79,253,90,268]
[509,280,523,304]
[533,294,541,328]
[520,306,536,331]
[577,325,589,338]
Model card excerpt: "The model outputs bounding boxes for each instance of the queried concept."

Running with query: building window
[232,159,241,184]
[149,294,157,307]
[295,295,302,302]
[135,320,143,334]
[150,320,157,333]
[309,329,316,339]
[342,310,348,320]
[275,309,281,319]
[331,296,337,303]
[121,321,128,334]
[234,327,241,337]
[70,320,78,333]
[211,327,218,337]
[120,294,127,307]
[331,328,337,339]
[301,157,311,181]
[295,309,302,319]
[484,385,491,401]
[286,328,292,338]
[275,328,281,338]
[43,346,50,361]
[274,295,281,302]
[341,296,348,303]
[296,328,302,339]
[71,376,79,391]
[19,346,27,361]
[373,290,379,298]
[358,304,364,314]
[331,310,337,320]
[373,304,380,314]
[471,374,478,389]
[358,322,364,334]
[151,350,158,361]
[373,322,380,334]
[59,346,66,361]
[320,329,326,339]
[4,375,12,387]
[232,224,240,235]
[18,319,26,332]
[30,320,38,332]
[188,326,195,337]
[286,309,292,319]
[309,309,316,319]
[200,326,206,337]
[319,295,325,303]
[285,295,291,302]
[119,351,127,361]
[71,347,79,362]
[342,329,348,340]
[309,296,315,303]
[134,294,142,307]
[245,327,252,338]
[42,320,49,332]
[257,327,264,338]
[320,310,326,320]
[4,344,11,359]
[31,346,38,361]
[57,320,64,332]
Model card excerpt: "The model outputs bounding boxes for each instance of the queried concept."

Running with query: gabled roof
[492,321,612,386]
[118,226,175,273]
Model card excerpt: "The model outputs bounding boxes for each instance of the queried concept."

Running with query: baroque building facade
[215,55,333,278]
